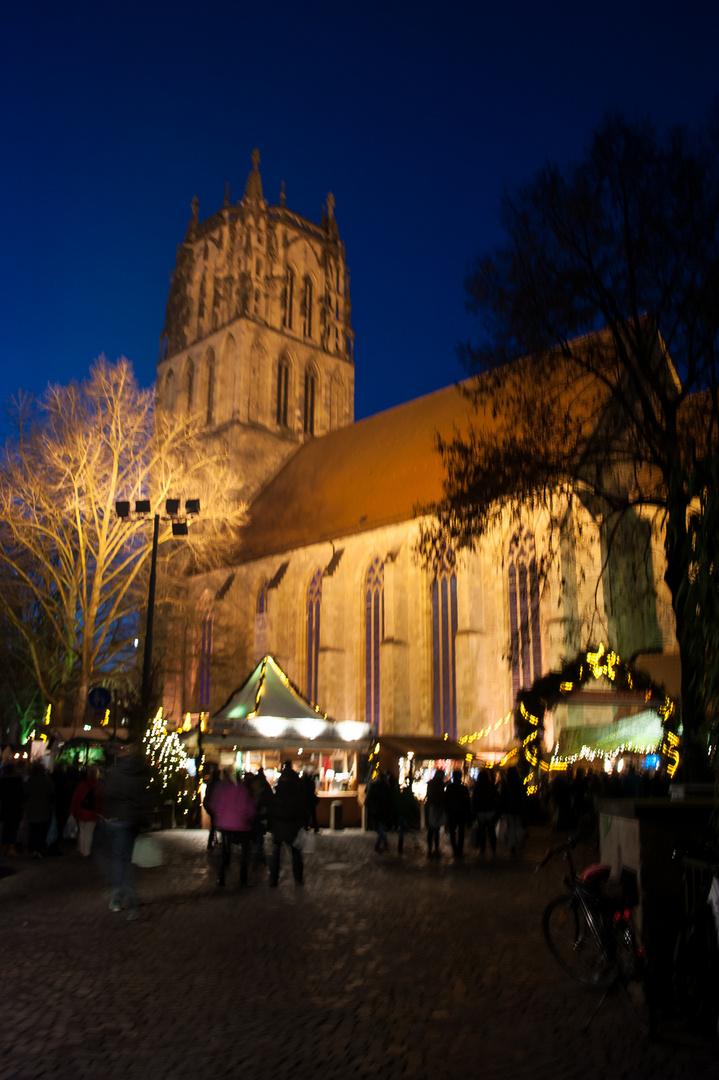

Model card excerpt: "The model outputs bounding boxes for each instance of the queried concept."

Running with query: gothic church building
[156,153,678,761]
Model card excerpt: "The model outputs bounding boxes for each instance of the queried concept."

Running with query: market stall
[181,655,376,826]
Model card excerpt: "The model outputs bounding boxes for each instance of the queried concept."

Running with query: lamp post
[116,498,200,720]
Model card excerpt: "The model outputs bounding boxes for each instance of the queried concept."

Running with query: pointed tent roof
[202,656,375,750]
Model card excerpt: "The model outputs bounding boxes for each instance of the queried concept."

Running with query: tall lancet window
[365,558,384,728]
[431,550,458,739]
[165,369,176,411]
[284,268,294,329]
[276,359,289,427]
[304,369,316,435]
[186,358,194,415]
[199,608,213,713]
[508,528,542,702]
[306,569,322,704]
[303,276,313,338]
[205,348,215,426]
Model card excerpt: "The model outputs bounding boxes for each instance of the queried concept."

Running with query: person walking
[471,768,498,858]
[396,782,420,855]
[365,771,392,853]
[425,769,446,858]
[102,743,151,920]
[0,762,24,856]
[24,762,55,859]
[267,761,307,886]
[69,766,102,857]
[206,769,257,887]
[444,769,471,858]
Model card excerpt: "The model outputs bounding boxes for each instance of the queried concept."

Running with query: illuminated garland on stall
[512,643,680,792]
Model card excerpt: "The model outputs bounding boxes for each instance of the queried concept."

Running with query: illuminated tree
[423,111,719,778]
[0,357,247,728]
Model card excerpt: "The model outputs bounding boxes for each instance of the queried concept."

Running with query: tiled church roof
[235,325,683,565]
[236,380,478,562]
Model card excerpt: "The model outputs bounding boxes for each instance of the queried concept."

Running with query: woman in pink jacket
[207,769,257,887]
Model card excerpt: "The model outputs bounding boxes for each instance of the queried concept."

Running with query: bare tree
[421,111,719,777]
[0,357,246,728]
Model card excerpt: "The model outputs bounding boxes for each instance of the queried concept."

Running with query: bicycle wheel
[613,919,653,1033]
[543,894,614,989]
[673,909,719,1032]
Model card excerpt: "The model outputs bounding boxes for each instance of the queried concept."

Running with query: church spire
[243,148,264,204]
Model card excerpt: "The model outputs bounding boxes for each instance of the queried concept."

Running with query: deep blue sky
[2,0,717,429]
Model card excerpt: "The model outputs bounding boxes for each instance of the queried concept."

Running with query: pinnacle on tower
[243,148,264,204]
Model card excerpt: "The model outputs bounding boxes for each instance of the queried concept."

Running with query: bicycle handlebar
[535,835,579,872]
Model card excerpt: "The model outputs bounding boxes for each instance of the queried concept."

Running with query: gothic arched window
[165,369,176,411]
[508,529,542,702]
[365,558,384,727]
[306,569,322,704]
[186,358,194,414]
[303,276,313,339]
[304,369,316,435]
[284,268,294,329]
[199,608,213,712]
[205,348,215,426]
[276,358,290,427]
[431,552,458,739]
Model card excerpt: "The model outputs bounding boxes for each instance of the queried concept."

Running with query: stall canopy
[185,655,376,752]
[377,734,471,762]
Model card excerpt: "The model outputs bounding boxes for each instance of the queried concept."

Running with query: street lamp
[115,498,200,718]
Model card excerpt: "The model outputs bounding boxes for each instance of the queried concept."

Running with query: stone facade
[156,150,354,502]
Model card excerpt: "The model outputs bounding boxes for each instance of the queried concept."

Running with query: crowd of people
[0,744,152,919]
[365,765,529,859]
[1,746,674,915]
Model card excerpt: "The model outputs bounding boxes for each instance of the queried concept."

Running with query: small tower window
[276,359,289,427]
[304,370,316,435]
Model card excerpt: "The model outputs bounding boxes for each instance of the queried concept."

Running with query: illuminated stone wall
[156,150,355,502]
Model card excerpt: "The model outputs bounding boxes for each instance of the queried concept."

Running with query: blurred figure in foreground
[101,744,150,920]
[268,761,306,886]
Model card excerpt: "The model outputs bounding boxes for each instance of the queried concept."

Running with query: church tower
[157,150,355,500]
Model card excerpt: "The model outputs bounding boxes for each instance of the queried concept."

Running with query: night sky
[2,0,717,433]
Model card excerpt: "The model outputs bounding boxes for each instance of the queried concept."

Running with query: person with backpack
[69,766,102,857]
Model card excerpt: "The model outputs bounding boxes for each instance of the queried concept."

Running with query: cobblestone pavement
[2,825,718,1080]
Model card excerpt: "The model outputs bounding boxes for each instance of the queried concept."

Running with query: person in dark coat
[471,768,498,857]
[49,763,72,855]
[0,762,24,856]
[267,761,306,886]
[425,769,447,858]
[300,770,320,833]
[101,745,151,919]
[365,771,392,852]
[24,762,55,858]
[444,769,471,858]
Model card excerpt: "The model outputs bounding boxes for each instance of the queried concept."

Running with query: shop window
[306,569,322,704]
[508,529,542,702]
[365,558,384,728]
[431,554,458,739]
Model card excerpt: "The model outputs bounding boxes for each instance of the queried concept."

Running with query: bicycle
[672,849,719,1035]
[538,837,651,1032]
